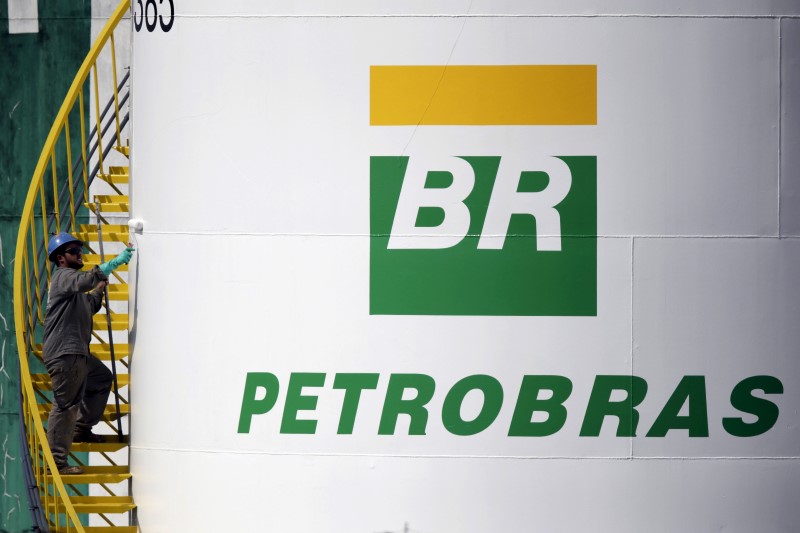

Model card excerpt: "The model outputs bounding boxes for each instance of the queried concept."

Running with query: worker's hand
[98,248,135,275]
[117,247,135,265]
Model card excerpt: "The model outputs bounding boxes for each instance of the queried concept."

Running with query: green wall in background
[1,2,90,529]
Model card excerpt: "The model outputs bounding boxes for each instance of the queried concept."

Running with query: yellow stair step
[91,343,129,360]
[83,254,128,271]
[114,145,130,157]
[32,373,129,389]
[71,439,128,453]
[85,194,129,213]
[93,312,128,331]
[106,283,129,300]
[75,224,129,243]
[45,495,135,514]
[32,344,129,361]
[59,465,131,485]
[40,402,130,421]
[97,166,129,184]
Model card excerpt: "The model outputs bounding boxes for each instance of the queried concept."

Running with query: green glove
[99,247,135,276]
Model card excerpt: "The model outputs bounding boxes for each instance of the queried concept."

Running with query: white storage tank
[129,1,800,531]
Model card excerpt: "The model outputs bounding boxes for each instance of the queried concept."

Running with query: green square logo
[370,155,596,316]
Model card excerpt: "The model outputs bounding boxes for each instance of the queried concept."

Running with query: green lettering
[378,374,435,435]
[508,375,572,437]
[237,372,280,434]
[580,375,648,437]
[646,376,708,437]
[723,375,783,437]
[333,373,380,434]
[442,375,504,436]
[280,373,326,434]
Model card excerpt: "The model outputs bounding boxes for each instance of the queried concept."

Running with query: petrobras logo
[369,65,598,315]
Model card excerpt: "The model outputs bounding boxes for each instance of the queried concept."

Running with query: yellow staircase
[13,2,138,531]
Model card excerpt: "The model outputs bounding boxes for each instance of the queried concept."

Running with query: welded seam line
[139,230,796,239]
[168,14,799,20]
[128,446,800,460]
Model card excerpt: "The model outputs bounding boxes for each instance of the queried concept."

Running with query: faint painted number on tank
[133,0,174,32]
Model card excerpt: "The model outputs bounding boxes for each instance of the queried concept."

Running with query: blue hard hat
[48,232,82,262]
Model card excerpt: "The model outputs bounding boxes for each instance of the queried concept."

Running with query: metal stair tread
[75,232,130,243]
[44,495,135,514]
[79,224,128,231]
[90,342,130,359]
[59,465,131,485]
[32,373,129,389]
[97,166,129,184]
[84,193,129,212]
[75,223,129,243]
[84,201,129,213]
[71,439,128,453]
[89,195,128,203]
[39,402,130,421]
[93,313,128,330]
[33,343,130,360]
[105,283,129,300]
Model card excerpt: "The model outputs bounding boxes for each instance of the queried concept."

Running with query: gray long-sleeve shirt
[42,266,108,363]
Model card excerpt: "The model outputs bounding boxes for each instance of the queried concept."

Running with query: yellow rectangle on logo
[370,65,597,126]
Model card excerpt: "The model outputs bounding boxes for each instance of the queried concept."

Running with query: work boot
[52,464,83,475]
[73,430,106,443]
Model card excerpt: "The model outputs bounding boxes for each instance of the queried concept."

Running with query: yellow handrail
[13,1,131,530]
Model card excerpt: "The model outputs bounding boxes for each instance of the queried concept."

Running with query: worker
[43,232,134,475]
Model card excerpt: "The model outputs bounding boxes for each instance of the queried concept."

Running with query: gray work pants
[45,354,113,466]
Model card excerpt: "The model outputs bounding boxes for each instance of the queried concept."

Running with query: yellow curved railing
[13,1,132,530]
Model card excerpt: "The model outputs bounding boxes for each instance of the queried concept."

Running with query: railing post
[92,64,105,177]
